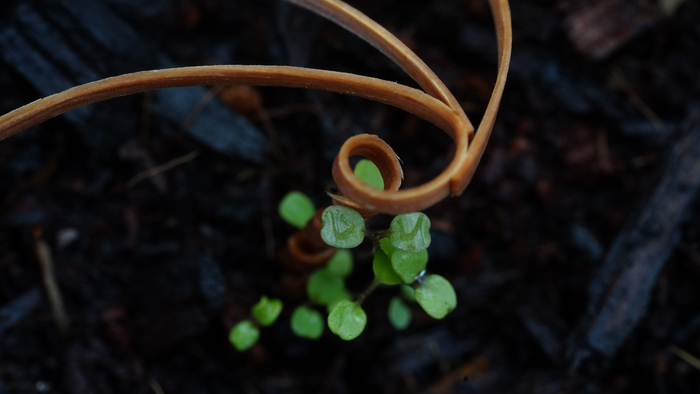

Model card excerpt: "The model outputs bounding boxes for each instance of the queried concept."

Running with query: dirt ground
[1,0,699,393]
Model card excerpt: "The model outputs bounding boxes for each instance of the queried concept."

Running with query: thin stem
[364,228,389,246]
[356,279,380,306]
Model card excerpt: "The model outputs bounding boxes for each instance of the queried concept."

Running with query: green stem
[356,279,380,306]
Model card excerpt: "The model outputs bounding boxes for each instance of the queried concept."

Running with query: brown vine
[0,0,512,216]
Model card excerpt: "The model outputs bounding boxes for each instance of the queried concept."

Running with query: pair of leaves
[229,296,283,351]
[320,209,432,252]
[321,207,432,255]
[373,238,428,285]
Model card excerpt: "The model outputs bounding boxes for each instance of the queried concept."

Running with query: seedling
[229,295,283,351]
[0,0,512,349]
[277,161,456,342]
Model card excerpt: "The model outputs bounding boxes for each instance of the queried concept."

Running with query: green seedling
[229,295,283,351]
[279,191,316,229]
[0,0,511,353]
[312,192,456,338]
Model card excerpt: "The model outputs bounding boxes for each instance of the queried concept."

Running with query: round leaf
[307,268,345,306]
[279,191,315,229]
[415,274,457,319]
[229,320,259,351]
[389,212,431,253]
[354,159,384,190]
[391,249,428,284]
[290,306,324,340]
[327,249,353,278]
[320,206,365,248]
[372,250,403,285]
[388,296,412,330]
[328,300,367,341]
[251,296,283,327]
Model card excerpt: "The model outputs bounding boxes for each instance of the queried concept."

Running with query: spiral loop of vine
[0,0,512,215]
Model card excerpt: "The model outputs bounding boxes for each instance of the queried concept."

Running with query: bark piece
[568,110,700,367]
[0,0,268,161]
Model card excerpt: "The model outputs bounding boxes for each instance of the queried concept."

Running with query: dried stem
[126,149,200,189]
[35,237,70,336]
[0,0,512,215]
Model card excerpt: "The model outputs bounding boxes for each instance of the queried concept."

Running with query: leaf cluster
[276,160,457,342]
[229,295,283,351]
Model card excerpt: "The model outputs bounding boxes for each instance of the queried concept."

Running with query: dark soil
[1,0,700,393]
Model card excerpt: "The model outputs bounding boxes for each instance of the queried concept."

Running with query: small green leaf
[307,268,346,306]
[388,296,412,330]
[328,300,367,340]
[229,320,260,351]
[415,274,457,319]
[320,206,365,248]
[354,159,384,190]
[391,249,428,284]
[389,212,431,253]
[327,249,353,278]
[373,250,403,285]
[401,285,416,302]
[290,306,324,340]
[279,191,315,229]
[251,296,283,327]
[379,237,396,258]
